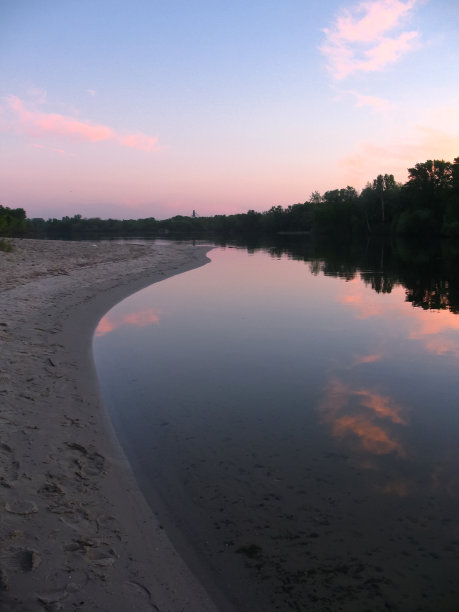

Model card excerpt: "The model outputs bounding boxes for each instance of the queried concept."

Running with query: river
[93,238,459,611]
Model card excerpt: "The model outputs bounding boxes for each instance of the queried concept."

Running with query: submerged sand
[0,238,218,611]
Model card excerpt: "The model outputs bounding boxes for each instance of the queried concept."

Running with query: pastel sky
[1,0,458,220]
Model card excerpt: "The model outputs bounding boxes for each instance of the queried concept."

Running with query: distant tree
[262,205,289,233]
[360,173,399,232]
[309,191,323,204]
[312,187,360,235]
[284,203,312,232]
[442,157,459,236]
[405,160,453,214]
[395,159,454,234]
[0,205,26,235]
[373,173,397,225]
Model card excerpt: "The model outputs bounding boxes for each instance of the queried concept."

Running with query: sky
[1,0,458,220]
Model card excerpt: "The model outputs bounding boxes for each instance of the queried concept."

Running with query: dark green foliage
[359,174,400,233]
[0,205,26,235]
[405,160,453,213]
[442,157,459,237]
[395,209,438,236]
[310,186,361,235]
[26,214,160,237]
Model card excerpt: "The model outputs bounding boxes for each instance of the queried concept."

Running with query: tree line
[1,156,458,239]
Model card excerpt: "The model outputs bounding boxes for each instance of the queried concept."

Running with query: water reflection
[95,308,160,337]
[348,353,382,367]
[319,379,406,457]
[216,233,459,315]
[94,237,459,612]
[339,279,459,360]
[408,309,459,358]
[337,277,396,318]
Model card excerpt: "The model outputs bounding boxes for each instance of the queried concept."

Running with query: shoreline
[0,238,219,611]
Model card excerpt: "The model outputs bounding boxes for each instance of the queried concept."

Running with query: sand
[0,238,219,612]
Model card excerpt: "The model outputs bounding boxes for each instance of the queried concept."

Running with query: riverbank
[0,238,218,611]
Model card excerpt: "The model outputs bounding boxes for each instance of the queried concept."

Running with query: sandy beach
[0,238,219,611]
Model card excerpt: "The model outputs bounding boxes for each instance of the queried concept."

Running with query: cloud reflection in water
[95,308,160,337]
[319,378,407,458]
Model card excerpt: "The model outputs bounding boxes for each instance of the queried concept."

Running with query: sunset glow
[1,0,457,219]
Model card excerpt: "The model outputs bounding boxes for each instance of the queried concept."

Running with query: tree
[360,174,398,231]
[309,191,322,205]
[0,205,26,235]
[441,157,459,235]
[311,187,360,235]
[373,173,396,225]
[405,160,453,216]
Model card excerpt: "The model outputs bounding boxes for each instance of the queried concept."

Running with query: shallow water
[94,242,459,611]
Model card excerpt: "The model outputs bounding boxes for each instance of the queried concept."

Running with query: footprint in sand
[64,442,106,478]
[5,500,38,515]
[2,548,41,573]
[0,443,19,486]
[0,371,12,392]
[65,537,119,580]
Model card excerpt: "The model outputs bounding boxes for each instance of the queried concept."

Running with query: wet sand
[0,238,218,611]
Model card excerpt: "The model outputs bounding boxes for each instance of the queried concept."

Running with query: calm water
[94,241,459,612]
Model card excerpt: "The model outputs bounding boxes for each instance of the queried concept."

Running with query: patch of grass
[0,238,13,252]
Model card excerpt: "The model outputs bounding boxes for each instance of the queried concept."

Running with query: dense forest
[1,156,458,239]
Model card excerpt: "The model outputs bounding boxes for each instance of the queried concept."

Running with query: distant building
[192,209,197,218]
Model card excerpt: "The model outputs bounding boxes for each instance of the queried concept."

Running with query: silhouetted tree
[0,205,26,235]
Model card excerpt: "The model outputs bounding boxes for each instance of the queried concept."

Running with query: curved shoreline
[0,238,218,611]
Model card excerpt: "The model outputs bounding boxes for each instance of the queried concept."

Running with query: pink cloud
[362,30,418,71]
[333,414,405,455]
[349,353,383,366]
[423,338,459,359]
[95,308,160,337]
[118,132,160,152]
[1,95,159,152]
[333,0,416,42]
[318,378,407,457]
[123,311,160,327]
[408,311,459,360]
[351,91,393,112]
[321,0,420,79]
[30,142,74,156]
[415,314,459,336]
[338,279,391,318]
[355,388,406,424]
[407,310,459,359]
